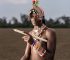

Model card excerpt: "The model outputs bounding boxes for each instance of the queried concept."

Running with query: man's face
[30,13,37,26]
[30,13,42,26]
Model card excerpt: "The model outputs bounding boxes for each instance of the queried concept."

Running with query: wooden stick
[13,29,27,35]
[13,29,47,42]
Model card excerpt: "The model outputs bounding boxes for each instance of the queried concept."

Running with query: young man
[20,6,56,60]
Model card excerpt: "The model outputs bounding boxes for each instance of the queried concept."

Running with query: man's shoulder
[45,28,56,36]
[46,28,56,33]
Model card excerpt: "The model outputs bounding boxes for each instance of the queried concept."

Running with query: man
[20,6,56,60]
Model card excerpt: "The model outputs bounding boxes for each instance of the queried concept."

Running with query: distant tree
[54,19,61,28]
[20,14,33,28]
[10,17,19,27]
[61,16,70,27]
[0,14,70,28]
[46,18,55,27]
[56,16,70,28]
[12,17,19,24]
[0,17,8,27]
[0,18,3,27]
[20,14,28,23]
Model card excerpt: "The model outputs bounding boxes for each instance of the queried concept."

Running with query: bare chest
[30,29,47,57]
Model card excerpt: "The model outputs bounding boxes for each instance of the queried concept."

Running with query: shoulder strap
[38,25,48,37]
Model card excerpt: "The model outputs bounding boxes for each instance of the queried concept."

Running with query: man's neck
[34,24,44,30]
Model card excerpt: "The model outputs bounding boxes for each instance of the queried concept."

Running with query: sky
[0,0,70,22]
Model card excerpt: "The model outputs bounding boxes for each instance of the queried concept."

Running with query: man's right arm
[20,43,31,60]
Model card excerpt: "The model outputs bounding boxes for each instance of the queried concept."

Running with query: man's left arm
[46,29,56,60]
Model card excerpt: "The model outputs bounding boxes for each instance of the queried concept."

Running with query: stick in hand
[13,29,47,43]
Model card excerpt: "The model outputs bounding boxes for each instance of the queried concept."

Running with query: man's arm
[20,43,31,60]
[46,29,56,60]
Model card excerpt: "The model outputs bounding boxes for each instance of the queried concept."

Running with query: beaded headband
[30,9,39,15]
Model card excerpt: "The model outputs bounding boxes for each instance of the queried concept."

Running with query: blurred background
[0,0,70,60]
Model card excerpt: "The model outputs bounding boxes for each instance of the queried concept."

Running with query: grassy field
[0,28,70,60]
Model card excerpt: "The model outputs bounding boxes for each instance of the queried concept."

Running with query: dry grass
[0,28,70,60]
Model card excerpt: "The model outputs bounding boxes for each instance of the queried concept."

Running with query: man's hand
[22,34,33,44]
[22,35,30,42]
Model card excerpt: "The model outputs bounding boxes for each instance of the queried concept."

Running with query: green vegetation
[0,14,70,28]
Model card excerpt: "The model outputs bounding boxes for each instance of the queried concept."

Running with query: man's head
[29,6,45,26]
[30,9,39,19]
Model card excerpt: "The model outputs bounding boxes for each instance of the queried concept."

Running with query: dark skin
[20,6,56,60]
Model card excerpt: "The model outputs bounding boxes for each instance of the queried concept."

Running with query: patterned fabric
[32,39,46,57]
